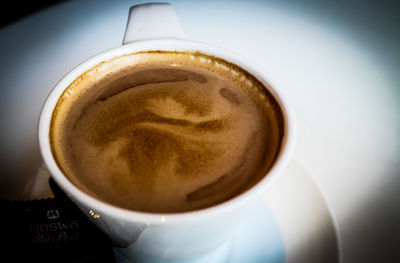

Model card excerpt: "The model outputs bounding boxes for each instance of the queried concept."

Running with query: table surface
[0,1,399,262]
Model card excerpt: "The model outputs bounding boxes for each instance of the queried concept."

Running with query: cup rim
[38,38,296,224]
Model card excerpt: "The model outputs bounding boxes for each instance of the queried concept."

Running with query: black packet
[0,179,116,263]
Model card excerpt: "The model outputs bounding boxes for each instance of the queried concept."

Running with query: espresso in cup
[50,51,284,213]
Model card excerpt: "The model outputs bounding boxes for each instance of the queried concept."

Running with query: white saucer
[264,160,341,263]
[28,160,342,263]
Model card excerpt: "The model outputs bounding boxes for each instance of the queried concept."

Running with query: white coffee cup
[38,3,295,262]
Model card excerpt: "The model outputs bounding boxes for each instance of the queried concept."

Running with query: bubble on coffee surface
[50,51,284,213]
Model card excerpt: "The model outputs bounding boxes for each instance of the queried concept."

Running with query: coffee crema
[50,51,284,213]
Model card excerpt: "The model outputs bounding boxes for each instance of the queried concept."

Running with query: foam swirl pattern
[50,52,283,213]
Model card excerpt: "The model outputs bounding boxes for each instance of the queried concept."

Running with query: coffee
[50,51,284,213]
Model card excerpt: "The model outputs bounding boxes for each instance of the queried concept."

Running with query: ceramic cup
[38,3,295,262]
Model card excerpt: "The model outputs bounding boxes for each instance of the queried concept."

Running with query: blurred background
[0,0,67,28]
[0,0,399,262]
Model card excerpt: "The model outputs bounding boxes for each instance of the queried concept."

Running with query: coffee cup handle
[122,3,186,45]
